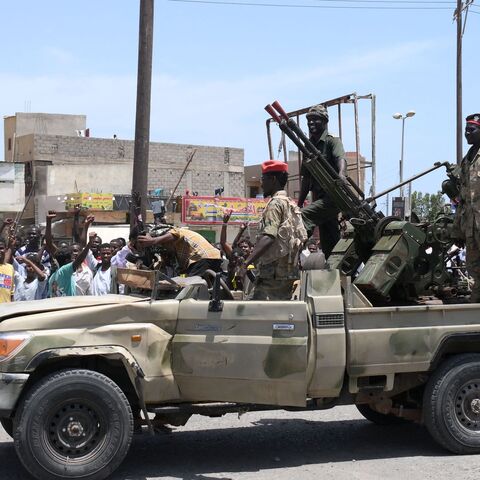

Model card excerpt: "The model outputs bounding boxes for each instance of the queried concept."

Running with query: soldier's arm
[243,235,275,268]
[331,137,347,180]
[298,168,311,208]
[243,201,283,267]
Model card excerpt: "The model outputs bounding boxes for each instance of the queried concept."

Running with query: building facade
[4,113,244,225]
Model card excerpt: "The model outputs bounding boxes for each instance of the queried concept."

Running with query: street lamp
[393,110,416,217]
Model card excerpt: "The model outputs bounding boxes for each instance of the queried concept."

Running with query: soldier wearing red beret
[453,114,480,302]
[240,160,307,300]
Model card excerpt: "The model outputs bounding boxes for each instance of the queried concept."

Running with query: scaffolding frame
[265,92,377,197]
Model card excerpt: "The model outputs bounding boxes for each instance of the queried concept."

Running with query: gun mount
[265,101,465,305]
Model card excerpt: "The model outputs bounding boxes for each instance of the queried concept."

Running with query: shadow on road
[113,416,444,480]
[0,416,446,480]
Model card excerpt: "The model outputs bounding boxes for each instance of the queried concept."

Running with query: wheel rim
[454,379,480,432]
[44,398,108,461]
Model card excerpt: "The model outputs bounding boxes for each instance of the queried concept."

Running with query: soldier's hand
[3,217,14,226]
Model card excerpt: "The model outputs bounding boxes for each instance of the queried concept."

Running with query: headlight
[0,333,32,362]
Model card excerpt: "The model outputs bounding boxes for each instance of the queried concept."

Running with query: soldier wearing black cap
[297,104,347,259]
[453,113,480,302]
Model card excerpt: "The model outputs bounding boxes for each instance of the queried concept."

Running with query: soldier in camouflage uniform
[454,113,480,302]
[240,160,307,300]
[298,104,347,259]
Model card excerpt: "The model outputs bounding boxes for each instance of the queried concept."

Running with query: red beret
[261,160,288,174]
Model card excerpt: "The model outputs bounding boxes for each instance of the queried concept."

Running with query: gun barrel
[365,161,451,203]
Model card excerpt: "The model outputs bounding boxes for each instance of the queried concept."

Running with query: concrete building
[4,113,244,227]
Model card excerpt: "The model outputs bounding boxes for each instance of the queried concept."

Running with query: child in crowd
[91,243,113,295]
[14,253,48,301]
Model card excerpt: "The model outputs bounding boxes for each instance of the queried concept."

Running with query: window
[7,138,12,151]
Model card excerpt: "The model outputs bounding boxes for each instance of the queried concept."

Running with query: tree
[411,191,446,222]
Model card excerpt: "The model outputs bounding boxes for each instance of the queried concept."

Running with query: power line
[311,0,455,3]
[169,0,453,9]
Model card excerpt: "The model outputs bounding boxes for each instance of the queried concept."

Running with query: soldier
[298,104,347,259]
[454,113,480,302]
[240,160,307,300]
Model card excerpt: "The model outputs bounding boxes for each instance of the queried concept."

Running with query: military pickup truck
[2,269,480,480]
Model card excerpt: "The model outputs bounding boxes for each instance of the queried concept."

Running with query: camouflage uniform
[454,145,480,301]
[252,190,301,300]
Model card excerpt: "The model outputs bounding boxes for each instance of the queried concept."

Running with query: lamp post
[393,110,416,217]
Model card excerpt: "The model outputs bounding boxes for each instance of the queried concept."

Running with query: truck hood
[0,295,148,322]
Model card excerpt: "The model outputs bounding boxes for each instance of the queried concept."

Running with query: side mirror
[208,272,224,312]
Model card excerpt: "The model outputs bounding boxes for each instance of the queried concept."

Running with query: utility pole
[456,0,463,165]
[132,0,154,222]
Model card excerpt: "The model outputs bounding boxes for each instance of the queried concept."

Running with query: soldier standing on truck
[239,160,307,300]
[297,104,347,259]
[454,113,480,302]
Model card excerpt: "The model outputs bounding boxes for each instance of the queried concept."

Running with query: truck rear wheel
[14,369,133,480]
[356,404,409,425]
[424,354,480,454]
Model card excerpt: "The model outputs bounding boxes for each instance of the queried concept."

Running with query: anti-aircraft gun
[265,101,465,305]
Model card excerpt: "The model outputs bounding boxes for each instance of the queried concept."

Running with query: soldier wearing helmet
[453,113,480,302]
[297,104,347,259]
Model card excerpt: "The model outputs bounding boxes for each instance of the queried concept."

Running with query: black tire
[356,403,409,425]
[1,417,13,438]
[14,369,133,480]
[424,353,480,454]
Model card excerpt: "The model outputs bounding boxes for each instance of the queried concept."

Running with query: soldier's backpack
[260,193,308,265]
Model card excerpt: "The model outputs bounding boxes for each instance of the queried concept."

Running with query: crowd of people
[0,194,324,304]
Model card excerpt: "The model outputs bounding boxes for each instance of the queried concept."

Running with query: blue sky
[1,0,479,211]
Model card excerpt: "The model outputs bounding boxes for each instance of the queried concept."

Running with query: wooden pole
[132,0,154,223]
[456,0,463,164]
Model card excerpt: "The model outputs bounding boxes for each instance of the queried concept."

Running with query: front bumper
[0,373,29,417]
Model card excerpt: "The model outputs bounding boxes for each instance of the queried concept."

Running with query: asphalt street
[2,405,480,480]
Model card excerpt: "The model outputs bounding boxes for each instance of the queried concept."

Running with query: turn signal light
[0,334,31,362]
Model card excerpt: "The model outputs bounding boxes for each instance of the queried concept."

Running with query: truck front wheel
[14,369,133,480]
[424,354,480,454]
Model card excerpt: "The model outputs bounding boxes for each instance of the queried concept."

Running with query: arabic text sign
[65,193,113,211]
[182,196,267,224]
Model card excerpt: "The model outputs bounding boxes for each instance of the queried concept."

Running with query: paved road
[2,405,480,480]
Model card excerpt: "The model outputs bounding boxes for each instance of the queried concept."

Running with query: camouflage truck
[2,269,480,480]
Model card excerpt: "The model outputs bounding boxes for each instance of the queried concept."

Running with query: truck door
[172,299,309,407]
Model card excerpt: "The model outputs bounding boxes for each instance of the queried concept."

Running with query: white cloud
[42,47,76,65]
